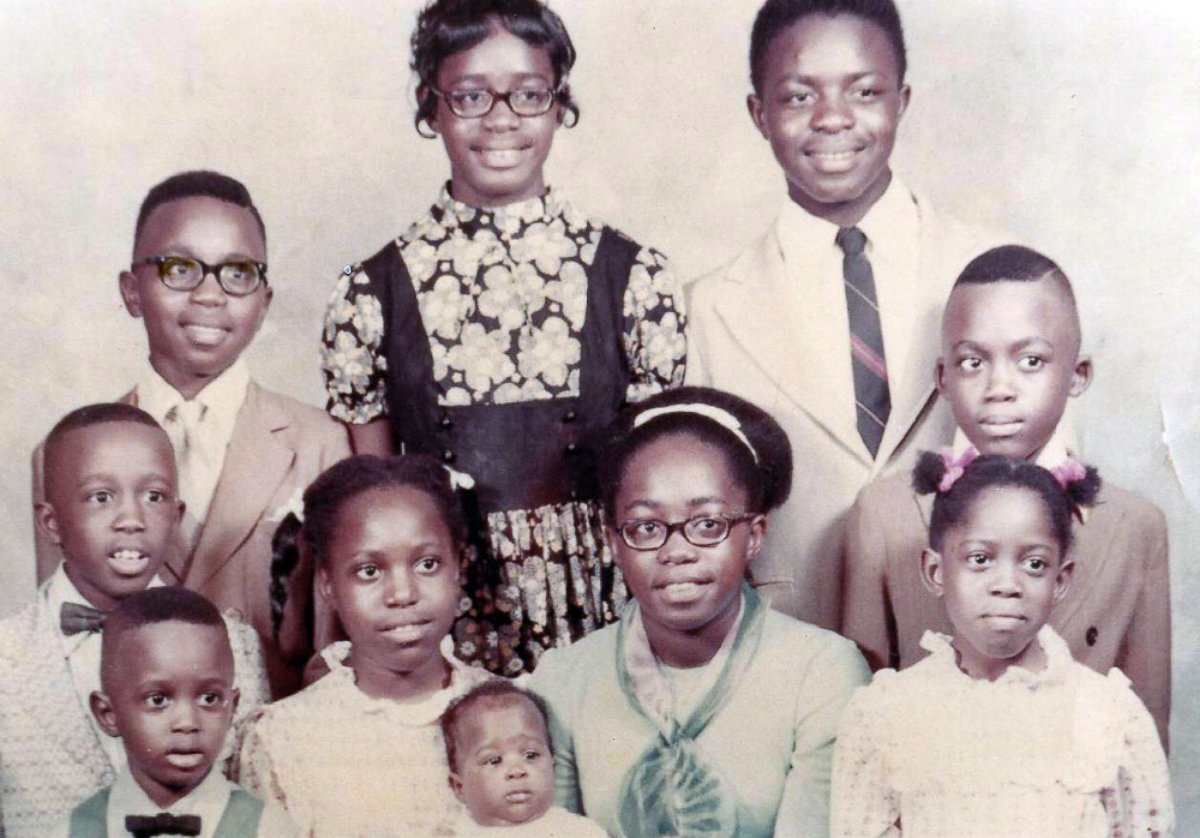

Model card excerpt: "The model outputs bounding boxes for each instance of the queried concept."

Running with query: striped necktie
[836,226,890,458]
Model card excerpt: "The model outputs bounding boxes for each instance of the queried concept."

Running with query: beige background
[2,0,1197,827]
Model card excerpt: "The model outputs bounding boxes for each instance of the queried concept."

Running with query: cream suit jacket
[686,189,1003,630]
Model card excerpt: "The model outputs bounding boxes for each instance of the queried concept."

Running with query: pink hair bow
[1049,456,1088,489]
[938,446,979,493]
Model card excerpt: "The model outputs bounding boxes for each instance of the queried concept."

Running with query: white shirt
[135,358,250,528]
[775,175,923,459]
[91,766,297,838]
[45,566,161,770]
[831,626,1173,838]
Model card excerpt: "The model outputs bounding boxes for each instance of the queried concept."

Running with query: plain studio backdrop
[2,0,1198,827]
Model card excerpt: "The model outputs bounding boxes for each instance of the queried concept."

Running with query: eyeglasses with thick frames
[616,513,759,551]
[433,86,561,119]
[132,255,269,297]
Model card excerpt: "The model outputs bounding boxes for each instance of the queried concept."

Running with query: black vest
[362,227,639,516]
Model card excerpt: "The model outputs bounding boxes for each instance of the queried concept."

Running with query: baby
[441,681,606,837]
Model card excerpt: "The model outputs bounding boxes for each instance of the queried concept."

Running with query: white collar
[319,637,480,725]
[136,357,250,433]
[107,765,232,838]
[775,173,917,271]
[919,623,1073,689]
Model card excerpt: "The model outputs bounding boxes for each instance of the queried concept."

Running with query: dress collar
[319,636,478,724]
[432,183,572,233]
[918,623,1073,689]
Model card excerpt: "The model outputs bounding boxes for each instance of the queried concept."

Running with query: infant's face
[451,697,555,827]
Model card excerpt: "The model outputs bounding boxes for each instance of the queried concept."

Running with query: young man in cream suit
[686,0,1004,629]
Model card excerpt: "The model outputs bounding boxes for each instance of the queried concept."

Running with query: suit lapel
[186,383,295,590]
[714,233,869,466]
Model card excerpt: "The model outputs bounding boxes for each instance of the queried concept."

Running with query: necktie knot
[125,812,202,838]
[167,399,206,430]
[835,226,868,257]
[60,601,107,636]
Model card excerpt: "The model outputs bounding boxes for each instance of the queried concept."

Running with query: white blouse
[235,641,491,838]
[830,626,1173,838]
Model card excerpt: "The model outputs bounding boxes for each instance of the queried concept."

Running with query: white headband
[633,404,759,463]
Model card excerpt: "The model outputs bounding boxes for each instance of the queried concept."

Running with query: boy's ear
[34,502,63,546]
[746,94,768,139]
[90,691,121,738]
[118,270,144,318]
[896,83,912,121]
[1052,558,1075,605]
[1069,356,1093,398]
[448,771,465,802]
[919,548,945,597]
[934,356,948,397]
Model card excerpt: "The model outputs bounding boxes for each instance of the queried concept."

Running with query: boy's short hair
[750,0,907,92]
[134,170,266,251]
[100,587,228,688]
[441,681,553,772]
[43,403,163,485]
[951,244,1080,331]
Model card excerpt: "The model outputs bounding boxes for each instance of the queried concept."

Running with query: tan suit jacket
[842,471,1172,747]
[0,589,268,838]
[32,382,350,696]
[686,189,1003,630]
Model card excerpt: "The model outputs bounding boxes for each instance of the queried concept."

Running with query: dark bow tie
[125,812,202,837]
[59,602,107,636]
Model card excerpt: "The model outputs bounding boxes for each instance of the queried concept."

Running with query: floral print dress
[321,187,686,675]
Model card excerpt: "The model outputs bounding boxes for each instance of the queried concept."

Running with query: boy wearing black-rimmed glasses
[32,171,349,698]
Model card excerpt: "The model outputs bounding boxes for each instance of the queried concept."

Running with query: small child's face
[938,279,1090,459]
[38,422,183,611]
[748,14,909,225]
[610,433,765,644]
[450,697,555,827]
[923,486,1072,676]
[92,620,237,807]
[429,25,561,208]
[119,196,271,392]
[317,486,461,686]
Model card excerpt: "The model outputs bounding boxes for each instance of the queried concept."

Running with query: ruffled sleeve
[621,245,687,402]
[830,673,902,838]
[320,266,390,424]
[1104,668,1174,837]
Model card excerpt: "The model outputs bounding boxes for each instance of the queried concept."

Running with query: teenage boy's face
[92,621,238,808]
[429,26,562,208]
[450,698,555,827]
[119,196,271,396]
[938,279,1091,459]
[748,14,909,227]
[37,422,183,611]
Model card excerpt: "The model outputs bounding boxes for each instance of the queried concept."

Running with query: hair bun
[1064,463,1102,510]
[912,450,948,495]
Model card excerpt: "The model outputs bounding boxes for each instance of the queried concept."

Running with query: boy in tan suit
[842,245,1171,747]
[685,0,1005,629]
[33,171,349,696]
